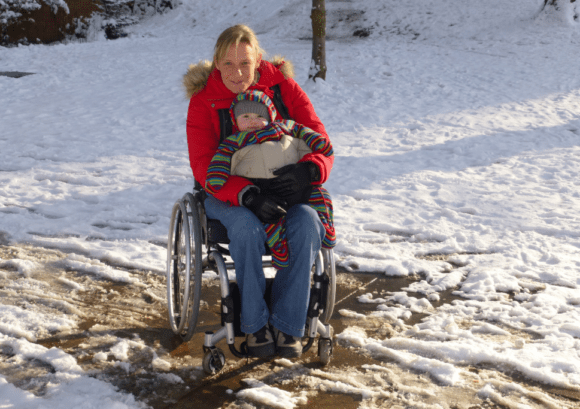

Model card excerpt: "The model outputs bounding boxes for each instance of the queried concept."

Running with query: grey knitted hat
[233,100,270,121]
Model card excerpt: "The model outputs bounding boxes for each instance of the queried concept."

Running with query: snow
[0,373,147,409]
[1,0,580,407]
[237,378,308,409]
[0,258,36,276]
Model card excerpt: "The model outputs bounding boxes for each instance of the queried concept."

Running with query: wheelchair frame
[166,189,336,374]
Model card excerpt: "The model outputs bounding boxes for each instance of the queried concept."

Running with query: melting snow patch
[114,361,133,373]
[157,373,184,384]
[101,338,150,364]
[455,267,521,301]
[0,335,82,373]
[0,373,147,409]
[471,322,510,336]
[63,254,139,284]
[111,340,132,361]
[151,352,171,371]
[339,309,367,320]
[237,379,307,409]
[93,352,108,362]
[0,259,37,277]
[357,293,387,304]
[0,305,76,342]
[477,380,571,409]
[56,275,84,290]
[338,328,462,386]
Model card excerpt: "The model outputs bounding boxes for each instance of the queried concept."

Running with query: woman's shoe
[274,329,302,358]
[246,326,276,358]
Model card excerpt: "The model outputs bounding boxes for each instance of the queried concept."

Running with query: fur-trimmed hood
[182,55,295,99]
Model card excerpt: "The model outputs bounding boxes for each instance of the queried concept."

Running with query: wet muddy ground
[1,243,579,408]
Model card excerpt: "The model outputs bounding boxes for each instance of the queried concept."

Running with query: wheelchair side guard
[302,253,325,353]
[302,251,334,358]
[194,187,232,250]
[190,187,209,248]
[308,270,329,319]
[319,248,336,324]
[316,249,335,364]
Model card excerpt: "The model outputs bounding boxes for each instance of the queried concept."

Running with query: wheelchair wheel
[167,199,190,336]
[319,249,336,324]
[166,194,203,341]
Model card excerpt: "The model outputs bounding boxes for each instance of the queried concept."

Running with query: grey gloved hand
[242,189,287,224]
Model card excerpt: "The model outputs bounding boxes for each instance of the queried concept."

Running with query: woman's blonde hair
[211,25,265,71]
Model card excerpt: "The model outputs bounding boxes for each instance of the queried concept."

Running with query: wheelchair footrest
[229,342,249,358]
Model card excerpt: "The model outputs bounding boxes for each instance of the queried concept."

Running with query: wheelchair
[166,186,336,375]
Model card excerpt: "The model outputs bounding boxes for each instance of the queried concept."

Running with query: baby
[231,90,319,207]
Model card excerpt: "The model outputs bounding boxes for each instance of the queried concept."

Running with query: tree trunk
[309,0,327,82]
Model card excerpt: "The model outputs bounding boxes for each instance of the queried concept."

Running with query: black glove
[270,162,319,197]
[242,190,287,224]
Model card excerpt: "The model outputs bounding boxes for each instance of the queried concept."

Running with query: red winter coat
[184,58,333,206]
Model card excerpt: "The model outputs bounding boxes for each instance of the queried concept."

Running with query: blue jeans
[204,194,325,337]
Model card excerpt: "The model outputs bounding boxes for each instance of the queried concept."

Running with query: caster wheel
[203,348,226,375]
[318,338,333,366]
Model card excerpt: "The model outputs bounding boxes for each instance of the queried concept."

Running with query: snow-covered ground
[2,0,580,407]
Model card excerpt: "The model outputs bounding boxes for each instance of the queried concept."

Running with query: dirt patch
[3,0,103,45]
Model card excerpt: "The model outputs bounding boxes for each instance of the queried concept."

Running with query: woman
[184,25,334,359]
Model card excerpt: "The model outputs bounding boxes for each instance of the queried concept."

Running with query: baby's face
[237,113,269,132]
